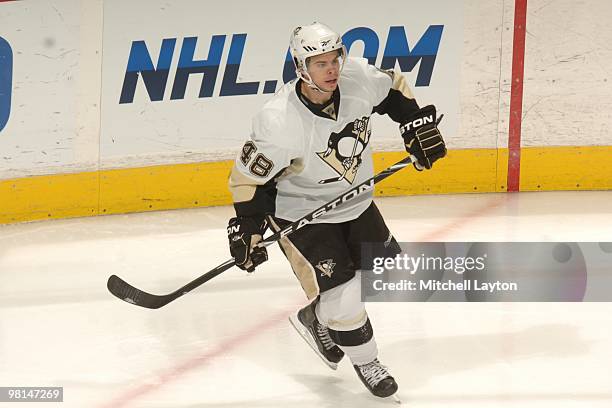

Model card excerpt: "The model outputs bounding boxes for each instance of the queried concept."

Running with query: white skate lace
[315,322,336,350]
[359,359,390,386]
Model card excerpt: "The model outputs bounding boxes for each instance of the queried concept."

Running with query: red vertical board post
[507,0,528,191]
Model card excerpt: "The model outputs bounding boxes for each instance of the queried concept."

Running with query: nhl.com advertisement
[101,0,463,163]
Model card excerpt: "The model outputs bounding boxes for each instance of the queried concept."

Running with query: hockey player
[227,22,446,398]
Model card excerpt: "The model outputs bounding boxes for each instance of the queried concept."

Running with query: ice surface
[1,191,611,407]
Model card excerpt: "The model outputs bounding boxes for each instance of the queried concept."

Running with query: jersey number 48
[240,141,274,177]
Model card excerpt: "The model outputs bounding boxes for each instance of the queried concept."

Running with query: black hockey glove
[227,216,268,272]
[400,105,447,170]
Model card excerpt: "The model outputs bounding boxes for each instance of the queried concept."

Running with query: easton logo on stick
[279,179,375,238]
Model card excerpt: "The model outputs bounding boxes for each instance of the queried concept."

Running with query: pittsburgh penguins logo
[317,117,371,184]
[315,259,336,278]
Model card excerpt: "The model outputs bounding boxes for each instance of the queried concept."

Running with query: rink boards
[0,0,611,223]
[2,146,611,224]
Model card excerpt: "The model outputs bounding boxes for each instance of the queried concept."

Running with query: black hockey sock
[328,318,378,365]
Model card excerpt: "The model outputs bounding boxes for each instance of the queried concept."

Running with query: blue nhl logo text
[120,25,444,104]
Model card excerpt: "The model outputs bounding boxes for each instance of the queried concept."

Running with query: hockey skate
[289,299,345,370]
[353,358,398,398]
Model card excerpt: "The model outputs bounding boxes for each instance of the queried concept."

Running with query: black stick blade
[107,275,173,309]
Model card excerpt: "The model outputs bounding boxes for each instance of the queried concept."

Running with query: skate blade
[392,394,402,404]
[288,314,338,371]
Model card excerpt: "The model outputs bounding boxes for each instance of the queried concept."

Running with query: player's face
[306,50,341,92]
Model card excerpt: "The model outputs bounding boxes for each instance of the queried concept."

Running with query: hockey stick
[107,154,415,309]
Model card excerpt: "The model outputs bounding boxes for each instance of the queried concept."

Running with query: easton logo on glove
[227,216,268,272]
[400,105,446,170]
[400,114,435,132]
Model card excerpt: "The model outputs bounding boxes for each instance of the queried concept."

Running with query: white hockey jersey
[230,57,416,224]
